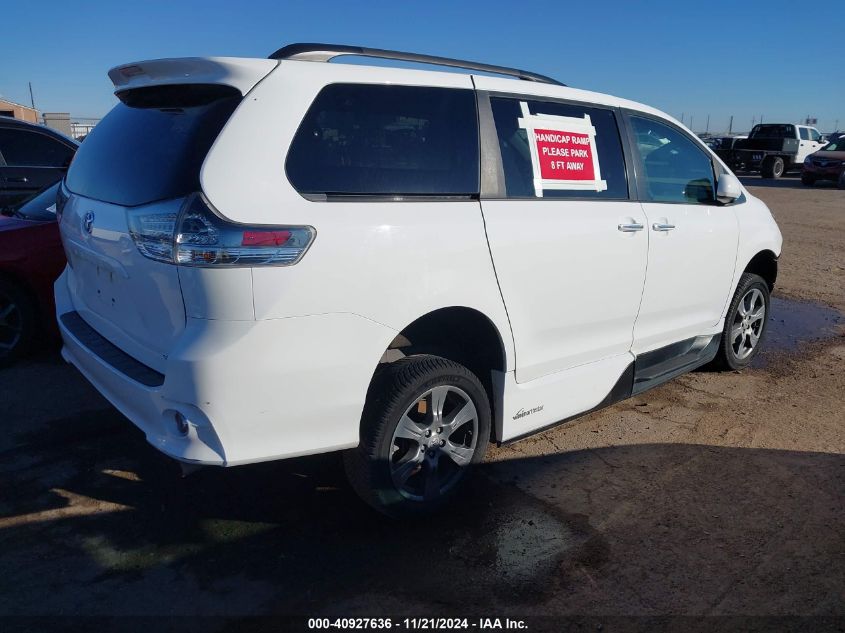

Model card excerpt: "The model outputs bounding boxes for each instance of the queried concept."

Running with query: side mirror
[716,173,742,204]
[818,136,827,144]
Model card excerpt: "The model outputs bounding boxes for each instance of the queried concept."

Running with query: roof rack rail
[268,43,565,86]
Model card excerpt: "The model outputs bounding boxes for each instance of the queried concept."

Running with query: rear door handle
[618,222,644,232]
[6,176,28,183]
[652,223,676,232]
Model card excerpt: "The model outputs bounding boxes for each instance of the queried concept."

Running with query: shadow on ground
[1,295,844,626]
[1,415,842,624]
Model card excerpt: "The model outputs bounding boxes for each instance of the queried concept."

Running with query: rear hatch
[60,58,275,370]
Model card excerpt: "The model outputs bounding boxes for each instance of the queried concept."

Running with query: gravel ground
[0,175,842,630]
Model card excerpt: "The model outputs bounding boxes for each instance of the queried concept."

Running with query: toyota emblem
[84,211,95,235]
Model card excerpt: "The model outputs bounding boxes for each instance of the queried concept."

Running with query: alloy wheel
[389,385,478,502]
[730,288,766,360]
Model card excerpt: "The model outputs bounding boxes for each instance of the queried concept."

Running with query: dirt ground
[0,175,843,630]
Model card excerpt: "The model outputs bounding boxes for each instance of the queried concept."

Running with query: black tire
[839,172,845,189]
[0,278,37,366]
[801,173,815,186]
[344,354,491,518]
[761,156,785,179]
[709,273,770,371]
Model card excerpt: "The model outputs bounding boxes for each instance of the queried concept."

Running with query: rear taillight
[127,193,314,267]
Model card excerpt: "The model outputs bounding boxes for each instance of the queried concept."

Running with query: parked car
[702,135,742,149]
[711,135,747,161]
[0,118,78,209]
[802,138,845,187]
[0,182,65,363]
[55,44,782,516]
[726,123,826,178]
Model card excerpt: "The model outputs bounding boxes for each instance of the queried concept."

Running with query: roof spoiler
[108,57,278,95]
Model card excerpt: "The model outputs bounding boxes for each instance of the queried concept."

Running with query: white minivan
[55,44,782,516]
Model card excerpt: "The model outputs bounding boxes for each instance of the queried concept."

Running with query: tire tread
[344,354,490,517]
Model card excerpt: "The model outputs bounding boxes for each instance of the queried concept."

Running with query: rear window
[65,84,240,207]
[749,124,794,139]
[285,84,479,197]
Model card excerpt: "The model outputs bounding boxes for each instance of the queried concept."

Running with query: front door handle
[618,222,644,232]
[6,176,28,183]
[652,222,676,232]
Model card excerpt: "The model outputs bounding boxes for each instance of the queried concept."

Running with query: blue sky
[2,0,844,133]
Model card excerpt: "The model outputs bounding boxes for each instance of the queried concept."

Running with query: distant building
[0,98,39,123]
[1,96,98,139]
[43,112,73,137]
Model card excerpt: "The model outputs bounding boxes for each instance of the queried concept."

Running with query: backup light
[127,193,314,267]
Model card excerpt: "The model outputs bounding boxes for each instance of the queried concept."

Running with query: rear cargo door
[60,66,273,370]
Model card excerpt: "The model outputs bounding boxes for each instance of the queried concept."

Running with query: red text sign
[534,129,595,181]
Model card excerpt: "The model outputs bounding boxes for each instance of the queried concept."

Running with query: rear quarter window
[285,84,479,197]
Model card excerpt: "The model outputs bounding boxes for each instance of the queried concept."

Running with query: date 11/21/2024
[307,617,528,630]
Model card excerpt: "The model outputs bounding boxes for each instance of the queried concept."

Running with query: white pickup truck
[726,123,827,178]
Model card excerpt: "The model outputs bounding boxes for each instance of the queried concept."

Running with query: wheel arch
[742,249,778,291]
[371,306,510,441]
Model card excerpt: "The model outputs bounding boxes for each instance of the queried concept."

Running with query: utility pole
[681,112,685,124]
[728,115,733,135]
[761,114,763,124]
[28,82,35,109]
[705,114,710,134]
[690,115,694,132]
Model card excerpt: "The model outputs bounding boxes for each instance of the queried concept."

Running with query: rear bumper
[55,268,395,466]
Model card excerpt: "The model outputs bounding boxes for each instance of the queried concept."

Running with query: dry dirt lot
[0,175,843,631]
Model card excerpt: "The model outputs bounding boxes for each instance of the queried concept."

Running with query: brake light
[242,230,291,246]
[127,193,314,267]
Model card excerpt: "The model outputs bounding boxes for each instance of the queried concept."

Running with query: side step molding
[632,334,721,395]
[499,333,721,446]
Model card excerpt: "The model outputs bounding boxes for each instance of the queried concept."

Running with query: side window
[0,128,73,167]
[489,97,628,199]
[809,128,821,142]
[286,84,479,196]
[629,116,715,204]
[799,127,811,141]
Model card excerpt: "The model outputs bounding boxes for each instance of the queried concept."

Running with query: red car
[801,138,845,187]
[0,183,67,363]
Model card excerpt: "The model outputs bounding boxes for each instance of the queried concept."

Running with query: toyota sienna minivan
[56,44,782,516]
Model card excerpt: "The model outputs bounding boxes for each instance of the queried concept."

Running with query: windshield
[820,141,844,151]
[750,124,794,139]
[65,84,241,207]
[5,182,60,222]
